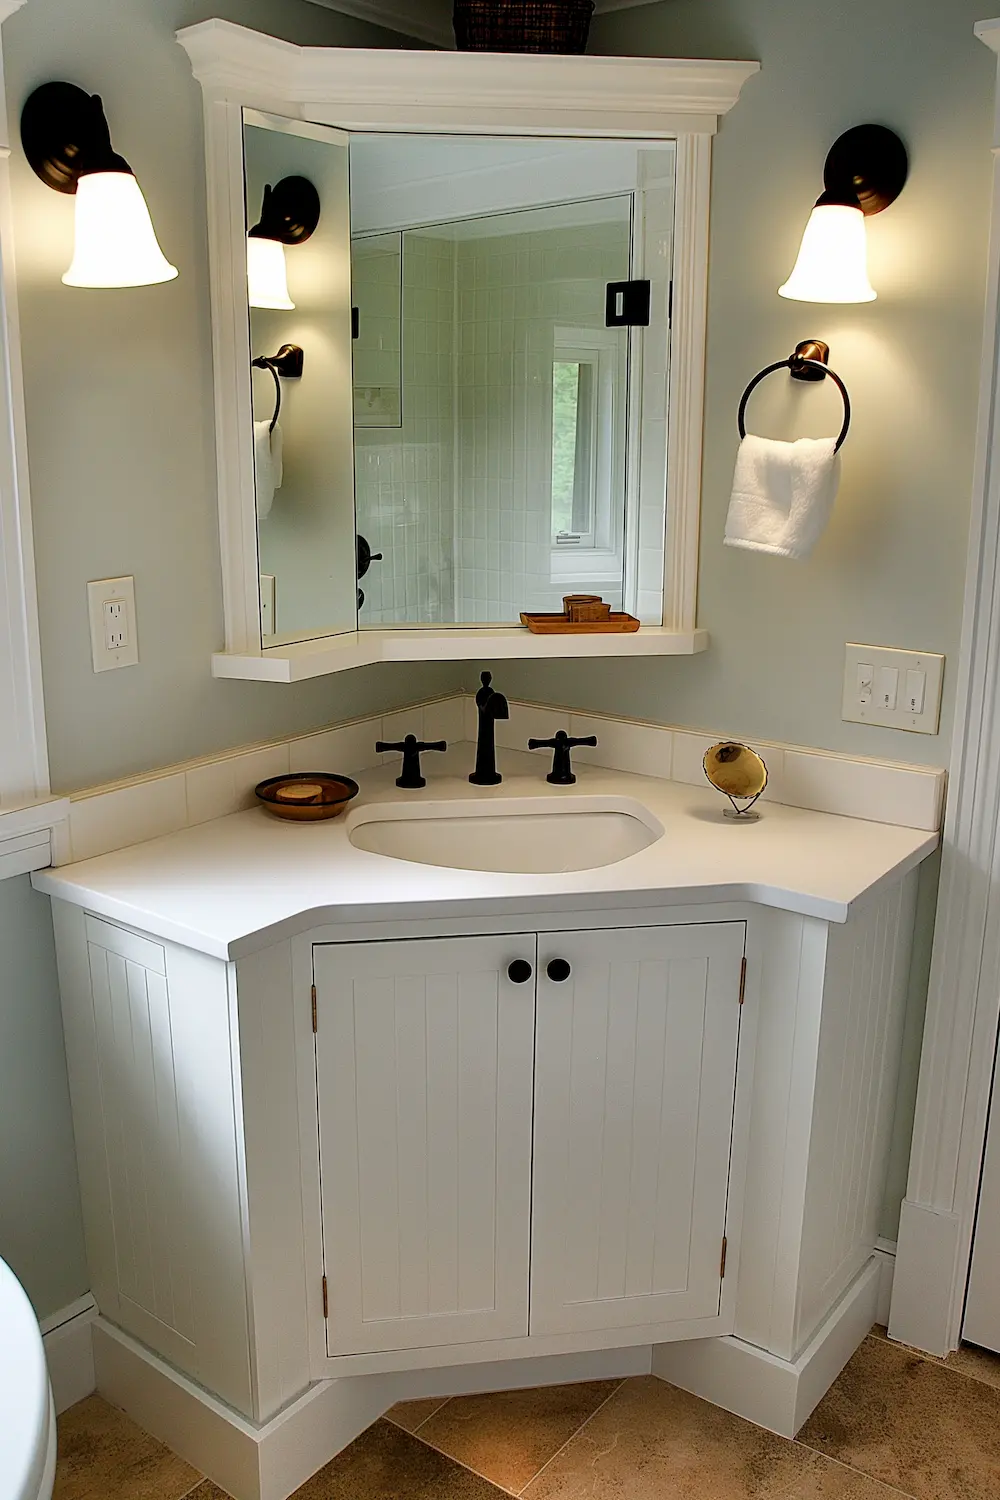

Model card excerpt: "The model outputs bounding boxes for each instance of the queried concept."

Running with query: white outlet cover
[842,642,944,734]
[88,576,139,673]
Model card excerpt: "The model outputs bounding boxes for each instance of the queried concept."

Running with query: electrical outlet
[88,577,138,673]
[842,643,943,734]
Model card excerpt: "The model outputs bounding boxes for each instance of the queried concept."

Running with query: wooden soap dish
[255,772,360,821]
[521,594,640,634]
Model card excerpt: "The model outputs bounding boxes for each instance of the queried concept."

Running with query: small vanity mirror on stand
[704,742,768,820]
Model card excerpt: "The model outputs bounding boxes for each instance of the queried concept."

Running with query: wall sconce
[779,124,908,304]
[20,82,177,288]
[247,176,321,311]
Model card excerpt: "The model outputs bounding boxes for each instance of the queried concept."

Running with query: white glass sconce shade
[62,171,177,289]
[778,203,876,304]
[247,235,295,310]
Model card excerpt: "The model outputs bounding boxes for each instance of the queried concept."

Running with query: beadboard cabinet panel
[795,876,918,1349]
[53,907,253,1416]
[530,923,745,1335]
[314,934,536,1355]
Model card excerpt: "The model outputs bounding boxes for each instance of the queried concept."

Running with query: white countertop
[32,750,938,960]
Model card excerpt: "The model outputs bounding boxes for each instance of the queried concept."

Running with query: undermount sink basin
[347,795,663,874]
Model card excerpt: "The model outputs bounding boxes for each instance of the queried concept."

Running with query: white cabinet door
[531,923,745,1336]
[314,935,536,1355]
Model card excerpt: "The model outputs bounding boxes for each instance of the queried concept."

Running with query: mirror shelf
[212,625,709,684]
[178,23,757,683]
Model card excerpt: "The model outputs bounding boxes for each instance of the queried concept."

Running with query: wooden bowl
[254,773,360,822]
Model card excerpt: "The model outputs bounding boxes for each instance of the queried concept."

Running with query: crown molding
[177,20,758,136]
[304,0,664,48]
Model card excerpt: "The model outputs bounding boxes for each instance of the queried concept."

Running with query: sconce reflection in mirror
[779,124,908,303]
[704,742,768,820]
[247,176,320,310]
[21,82,177,288]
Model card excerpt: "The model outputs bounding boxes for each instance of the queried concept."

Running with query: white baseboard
[874,1240,896,1328]
[92,1319,650,1500]
[889,1199,962,1356]
[41,1294,97,1414]
[651,1257,881,1438]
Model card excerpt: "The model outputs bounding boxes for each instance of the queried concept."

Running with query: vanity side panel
[234,940,312,1420]
[733,909,829,1359]
[794,872,919,1353]
[50,904,253,1416]
[51,900,123,1324]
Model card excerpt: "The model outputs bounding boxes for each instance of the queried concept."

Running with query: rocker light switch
[905,668,926,715]
[843,644,944,734]
[877,666,899,711]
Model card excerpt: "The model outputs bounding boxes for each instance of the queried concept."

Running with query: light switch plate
[87,576,138,673]
[842,643,943,734]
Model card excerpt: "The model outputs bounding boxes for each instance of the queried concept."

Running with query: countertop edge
[32,826,939,961]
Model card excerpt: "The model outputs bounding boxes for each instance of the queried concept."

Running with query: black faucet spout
[469,670,508,786]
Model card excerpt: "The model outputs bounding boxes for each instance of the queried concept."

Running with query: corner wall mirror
[177,26,758,678]
[246,119,673,645]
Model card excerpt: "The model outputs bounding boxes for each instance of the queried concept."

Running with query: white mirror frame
[177,20,758,683]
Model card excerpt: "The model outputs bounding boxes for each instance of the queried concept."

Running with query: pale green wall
[4,0,456,795]
[2,0,992,1316]
[0,875,87,1320]
[0,0,446,1321]
[499,0,994,773]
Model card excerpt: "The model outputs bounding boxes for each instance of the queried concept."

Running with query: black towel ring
[251,343,305,435]
[738,340,851,454]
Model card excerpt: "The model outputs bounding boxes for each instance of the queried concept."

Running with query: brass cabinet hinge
[720,1236,728,1279]
[322,1275,328,1319]
[738,957,747,1007]
[311,984,318,1033]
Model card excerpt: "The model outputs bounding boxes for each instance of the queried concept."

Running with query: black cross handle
[527,730,598,786]
[375,735,447,790]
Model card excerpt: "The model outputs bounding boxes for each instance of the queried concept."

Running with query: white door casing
[891,18,1000,1356]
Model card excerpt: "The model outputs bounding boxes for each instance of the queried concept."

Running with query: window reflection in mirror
[350,136,674,629]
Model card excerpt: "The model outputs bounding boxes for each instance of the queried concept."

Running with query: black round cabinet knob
[507,960,533,985]
[546,959,572,983]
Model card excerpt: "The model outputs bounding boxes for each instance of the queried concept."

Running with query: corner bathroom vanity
[35,753,936,1500]
[27,21,942,1500]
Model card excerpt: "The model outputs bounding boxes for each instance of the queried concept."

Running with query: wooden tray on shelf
[520,611,641,634]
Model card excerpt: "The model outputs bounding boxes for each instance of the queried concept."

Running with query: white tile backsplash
[780,749,943,833]
[290,722,382,777]
[58,692,947,867]
[186,744,289,826]
[496,701,570,755]
[69,774,189,863]
[569,714,672,781]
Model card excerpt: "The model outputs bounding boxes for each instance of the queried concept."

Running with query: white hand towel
[270,420,283,491]
[724,434,840,560]
[253,419,283,521]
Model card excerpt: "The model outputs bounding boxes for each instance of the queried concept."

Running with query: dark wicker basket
[454,0,595,53]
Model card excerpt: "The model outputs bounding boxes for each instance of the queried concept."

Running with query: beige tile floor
[53,1328,1000,1500]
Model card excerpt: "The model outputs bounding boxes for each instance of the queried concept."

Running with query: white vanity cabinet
[314,923,745,1359]
[40,799,927,1498]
